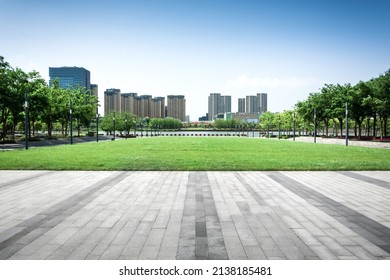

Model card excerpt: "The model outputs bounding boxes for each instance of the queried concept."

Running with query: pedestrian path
[287,136,390,149]
[0,171,389,260]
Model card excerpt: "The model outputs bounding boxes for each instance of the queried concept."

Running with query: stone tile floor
[0,171,389,260]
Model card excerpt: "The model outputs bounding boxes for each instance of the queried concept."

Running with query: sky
[1,0,389,120]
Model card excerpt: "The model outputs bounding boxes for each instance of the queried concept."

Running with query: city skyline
[1,0,389,120]
[104,90,186,121]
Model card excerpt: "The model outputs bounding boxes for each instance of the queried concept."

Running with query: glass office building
[49,67,91,90]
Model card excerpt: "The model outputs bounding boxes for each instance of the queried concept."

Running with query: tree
[41,80,68,137]
[372,70,390,138]
[0,56,12,140]
[325,84,351,137]
[25,71,48,137]
[7,68,29,139]
[350,81,371,138]
[70,87,97,136]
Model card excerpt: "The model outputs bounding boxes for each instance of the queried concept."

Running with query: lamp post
[278,115,281,140]
[24,92,29,150]
[96,103,99,142]
[346,102,349,146]
[70,100,73,145]
[314,108,317,143]
[113,112,116,140]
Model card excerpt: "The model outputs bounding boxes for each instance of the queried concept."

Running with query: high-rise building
[104,88,121,115]
[238,98,245,113]
[208,93,221,121]
[208,93,231,120]
[221,95,231,114]
[167,95,186,121]
[245,93,268,114]
[136,95,152,118]
[245,95,257,113]
[91,84,98,98]
[121,93,138,115]
[257,93,268,113]
[49,67,91,90]
[151,97,165,118]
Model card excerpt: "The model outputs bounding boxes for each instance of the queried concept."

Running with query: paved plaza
[0,171,389,260]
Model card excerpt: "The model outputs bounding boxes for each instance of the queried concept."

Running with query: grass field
[1,137,389,171]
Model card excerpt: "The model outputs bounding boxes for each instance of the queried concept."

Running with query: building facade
[257,93,268,113]
[238,98,245,113]
[225,112,259,123]
[49,67,91,90]
[208,93,231,120]
[167,95,186,121]
[104,90,184,120]
[121,93,138,115]
[104,88,121,115]
[91,84,98,99]
[245,93,268,114]
[151,97,165,118]
[245,95,257,113]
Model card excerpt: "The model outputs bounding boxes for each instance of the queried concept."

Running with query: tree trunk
[1,108,6,140]
[47,121,52,137]
[366,117,370,137]
[338,118,343,137]
[32,120,35,136]
[324,119,329,136]
[373,115,377,138]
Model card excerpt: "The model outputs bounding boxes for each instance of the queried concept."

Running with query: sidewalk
[1,171,389,260]
[287,136,390,149]
[0,135,112,150]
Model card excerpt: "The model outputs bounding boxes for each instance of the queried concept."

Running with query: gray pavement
[0,171,389,260]
[287,136,390,149]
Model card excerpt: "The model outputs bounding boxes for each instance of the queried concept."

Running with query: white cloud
[226,74,323,89]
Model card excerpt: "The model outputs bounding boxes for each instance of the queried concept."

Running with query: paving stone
[223,236,247,260]
[1,170,390,260]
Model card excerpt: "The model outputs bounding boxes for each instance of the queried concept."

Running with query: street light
[24,92,29,150]
[345,102,349,146]
[96,104,99,142]
[314,108,317,143]
[70,100,73,145]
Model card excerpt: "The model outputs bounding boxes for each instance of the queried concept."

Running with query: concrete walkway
[287,136,390,149]
[0,171,389,260]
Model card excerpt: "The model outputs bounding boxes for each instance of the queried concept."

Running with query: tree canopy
[295,70,390,139]
[0,56,97,142]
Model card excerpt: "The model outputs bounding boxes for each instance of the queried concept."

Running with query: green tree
[25,71,48,137]
[0,56,12,140]
[70,87,97,136]
[41,80,67,137]
[350,81,371,138]
[8,68,29,139]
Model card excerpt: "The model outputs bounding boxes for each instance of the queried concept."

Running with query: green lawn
[0,137,389,171]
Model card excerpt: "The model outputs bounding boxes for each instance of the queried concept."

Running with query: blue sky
[1,0,389,119]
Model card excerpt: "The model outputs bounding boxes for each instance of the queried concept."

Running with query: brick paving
[0,171,389,260]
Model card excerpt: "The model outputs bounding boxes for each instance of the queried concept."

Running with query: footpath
[286,136,390,149]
